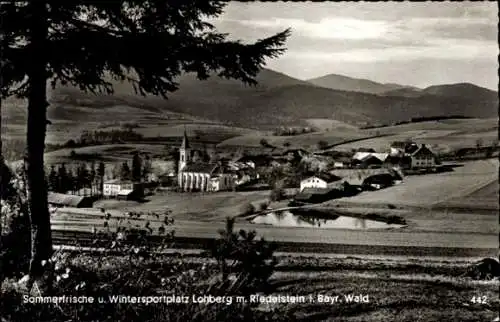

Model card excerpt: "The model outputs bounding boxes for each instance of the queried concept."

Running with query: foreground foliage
[0,212,291,321]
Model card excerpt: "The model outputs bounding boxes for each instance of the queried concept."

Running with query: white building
[410,144,436,168]
[103,179,134,198]
[352,152,389,163]
[299,173,341,192]
[178,130,235,192]
[208,174,235,192]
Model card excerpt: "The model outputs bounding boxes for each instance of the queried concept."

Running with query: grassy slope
[333,159,498,208]
[332,118,499,153]
[217,128,368,150]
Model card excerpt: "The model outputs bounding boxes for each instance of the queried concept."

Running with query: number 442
[471,296,488,304]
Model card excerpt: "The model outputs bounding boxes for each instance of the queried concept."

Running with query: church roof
[180,129,190,149]
[181,162,218,174]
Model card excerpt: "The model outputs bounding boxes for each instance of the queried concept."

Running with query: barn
[48,192,94,208]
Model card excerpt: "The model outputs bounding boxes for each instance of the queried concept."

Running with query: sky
[209,2,498,90]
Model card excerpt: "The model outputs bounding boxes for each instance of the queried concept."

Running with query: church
[178,130,235,192]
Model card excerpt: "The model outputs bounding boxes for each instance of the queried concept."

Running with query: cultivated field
[441,180,499,211]
[334,159,499,208]
[92,190,271,221]
[362,118,498,136]
[43,144,169,163]
[134,122,258,140]
[333,129,498,154]
[304,118,360,131]
[328,118,499,153]
[217,128,369,150]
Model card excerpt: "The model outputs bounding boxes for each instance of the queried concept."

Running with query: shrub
[259,201,269,211]
[239,203,255,216]
[0,210,291,322]
[270,188,285,202]
[0,162,31,280]
[317,140,329,150]
[210,218,277,295]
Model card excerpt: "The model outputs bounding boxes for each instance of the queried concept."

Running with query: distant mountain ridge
[5,68,497,130]
[306,73,419,95]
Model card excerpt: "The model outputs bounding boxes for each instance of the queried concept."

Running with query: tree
[57,163,68,193]
[98,161,105,196]
[0,1,289,284]
[78,163,90,189]
[89,161,96,194]
[47,165,58,192]
[120,162,131,181]
[66,168,76,194]
[142,154,152,182]
[131,152,142,182]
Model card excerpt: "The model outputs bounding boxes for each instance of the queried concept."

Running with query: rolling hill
[4,69,498,130]
[306,73,418,94]
[421,83,497,99]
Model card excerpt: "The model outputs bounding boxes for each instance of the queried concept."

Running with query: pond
[250,211,406,230]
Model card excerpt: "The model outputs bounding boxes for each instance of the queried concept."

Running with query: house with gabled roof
[410,144,436,169]
[352,152,389,168]
[299,172,342,192]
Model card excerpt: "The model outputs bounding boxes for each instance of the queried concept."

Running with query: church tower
[179,128,190,172]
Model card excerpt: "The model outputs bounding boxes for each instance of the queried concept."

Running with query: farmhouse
[178,130,235,192]
[331,168,401,187]
[410,144,436,169]
[299,173,342,191]
[390,141,419,156]
[103,179,143,199]
[352,152,389,168]
[362,173,395,190]
[48,192,94,208]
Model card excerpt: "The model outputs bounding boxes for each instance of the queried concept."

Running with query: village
[46,128,441,213]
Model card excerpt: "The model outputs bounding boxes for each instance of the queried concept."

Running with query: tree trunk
[26,1,52,281]
[0,46,3,271]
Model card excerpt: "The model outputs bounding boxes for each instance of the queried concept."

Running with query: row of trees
[272,126,315,136]
[47,162,105,195]
[65,129,144,149]
[47,152,154,195]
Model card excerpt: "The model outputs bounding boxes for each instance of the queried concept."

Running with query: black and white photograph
[0,1,498,321]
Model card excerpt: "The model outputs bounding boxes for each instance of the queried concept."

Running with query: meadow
[217,128,369,150]
[334,159,499,208]
[92,190,271,222]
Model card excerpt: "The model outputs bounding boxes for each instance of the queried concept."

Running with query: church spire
[181,125,190,149]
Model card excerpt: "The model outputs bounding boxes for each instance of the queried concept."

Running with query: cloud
[291,39,497,63]
[233,17,390,40]
[208,2,498,89]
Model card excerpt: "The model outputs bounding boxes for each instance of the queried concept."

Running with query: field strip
[51,245,491,263]
[51,222,499,254]
[431,176,499,206]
